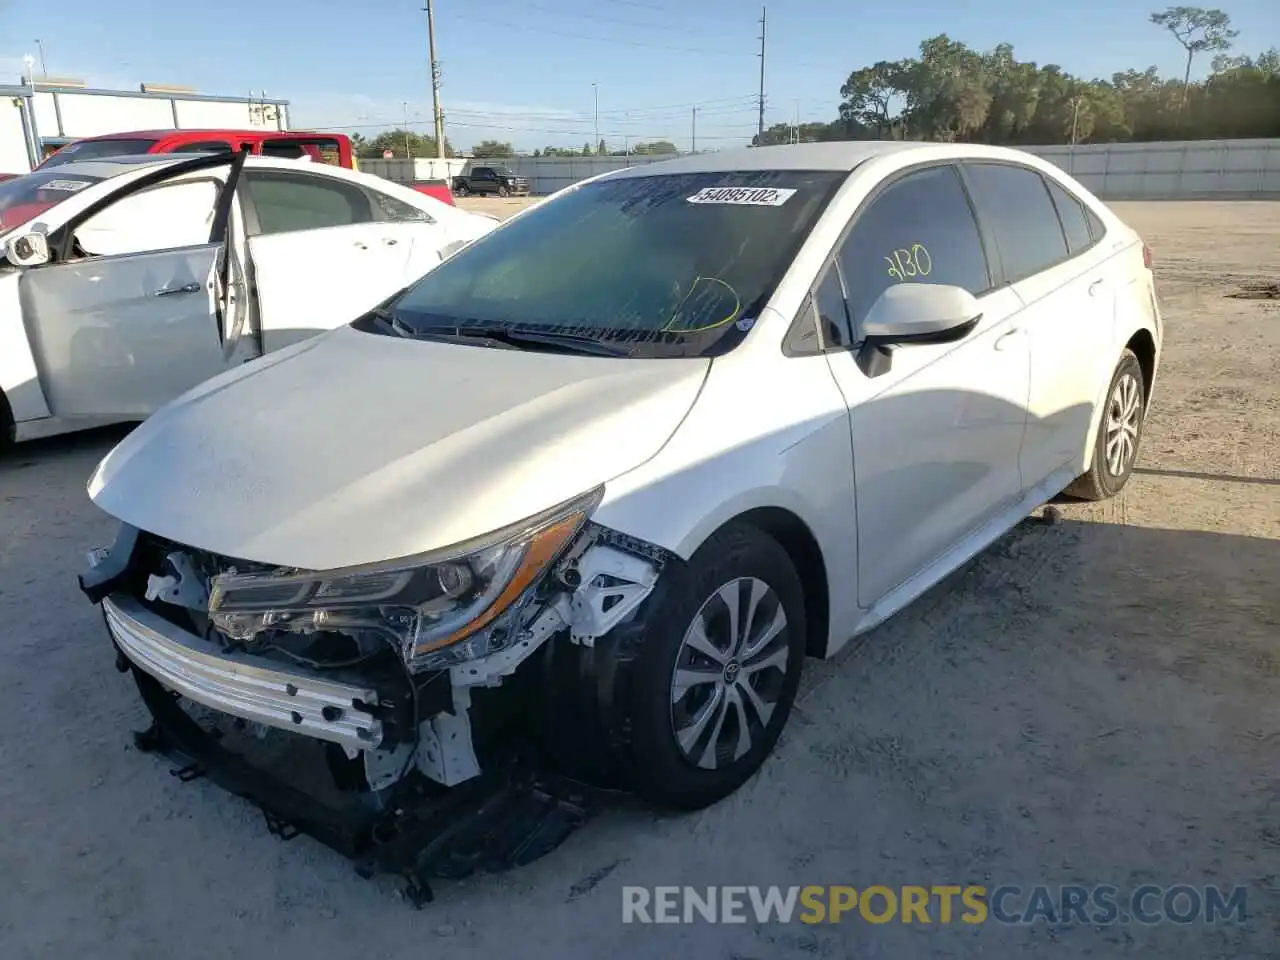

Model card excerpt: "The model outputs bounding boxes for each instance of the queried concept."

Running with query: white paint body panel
[87,142,1163,660]
[0,155,498,441]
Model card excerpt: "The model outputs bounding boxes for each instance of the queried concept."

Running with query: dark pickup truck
[452,165,530,197]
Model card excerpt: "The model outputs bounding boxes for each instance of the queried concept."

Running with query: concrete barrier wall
[487,139,1280,199]
[1025,138,1280,199]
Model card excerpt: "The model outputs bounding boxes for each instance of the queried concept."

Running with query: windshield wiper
[414,326,633,357]
[365,307,418,340]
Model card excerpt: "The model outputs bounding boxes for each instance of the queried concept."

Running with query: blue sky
[1,0,1275,151]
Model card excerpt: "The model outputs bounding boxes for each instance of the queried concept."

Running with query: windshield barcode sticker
[686,186,796,206]
[41,179,92,192]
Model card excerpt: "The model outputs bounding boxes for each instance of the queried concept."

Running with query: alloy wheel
[1105,372,1142,476]
[668,577,791,770]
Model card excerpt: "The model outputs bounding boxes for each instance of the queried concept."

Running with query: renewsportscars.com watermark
[622,884,1249,925]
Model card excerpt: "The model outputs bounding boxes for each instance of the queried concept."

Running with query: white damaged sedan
[0,151,497,446]
[79,142,1161,883]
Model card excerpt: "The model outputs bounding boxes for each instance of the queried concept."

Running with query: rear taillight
[1142,242,1153,269]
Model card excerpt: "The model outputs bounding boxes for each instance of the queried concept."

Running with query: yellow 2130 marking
[885,243,933,282]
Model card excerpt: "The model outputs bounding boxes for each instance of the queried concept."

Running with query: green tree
[1149,6,1239,116]
[358,129,452,159]
[471,139,515,158]
[597,138,608,155]
[633,140,678,155]
[839,60,906,137]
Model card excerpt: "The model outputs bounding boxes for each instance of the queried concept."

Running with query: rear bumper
[102,595,383,752]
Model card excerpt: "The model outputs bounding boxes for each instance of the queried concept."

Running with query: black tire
[542,527,808,814]
[0,390,13,457]
[498,185,510,198]
[1064,348,1146,500]
[455,184,468,197]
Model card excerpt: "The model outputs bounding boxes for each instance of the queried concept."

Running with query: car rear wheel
[1065,348,1146,500]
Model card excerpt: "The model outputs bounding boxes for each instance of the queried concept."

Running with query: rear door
[18,152,247,418]
[240,168,416,352]
[961,162,1119,490]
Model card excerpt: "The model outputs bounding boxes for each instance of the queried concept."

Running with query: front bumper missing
[103,595,383,753]
[127,661,602,906]
[80,528,613,904]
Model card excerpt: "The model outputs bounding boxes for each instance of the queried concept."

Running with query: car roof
[72,129,341,142]
[32,153,341,180]
[602,140,1054,179]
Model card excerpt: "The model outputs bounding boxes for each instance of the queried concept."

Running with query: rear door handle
[994,327,1022,351]
[1088,279,1106,296]
[353,240,368,250]
[382,237,399,246]
[152,281,202,297]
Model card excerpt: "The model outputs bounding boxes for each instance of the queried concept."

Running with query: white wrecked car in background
[78,141,1161,902]
[0,151,497,447]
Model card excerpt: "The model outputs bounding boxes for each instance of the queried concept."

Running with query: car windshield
[0,170,104,231]
[380,169,845,358]
[42,138,157,167]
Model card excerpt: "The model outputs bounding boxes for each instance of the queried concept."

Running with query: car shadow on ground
[0,423,134,474]
[569,514,1279,957]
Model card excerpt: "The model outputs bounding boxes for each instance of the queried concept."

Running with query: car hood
[89,325,710,570]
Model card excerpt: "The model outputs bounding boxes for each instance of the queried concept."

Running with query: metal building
[1,75,290,175]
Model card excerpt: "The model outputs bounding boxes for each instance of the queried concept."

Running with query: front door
[819,164,1031,606]
[18,151,248,418]
[20,245,228,417]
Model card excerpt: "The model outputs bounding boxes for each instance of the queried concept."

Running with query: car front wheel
[617,524,807,809]
[1065,348,1146,500]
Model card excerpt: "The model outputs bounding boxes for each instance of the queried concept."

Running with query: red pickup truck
[9,130,458,205]
[39,129,358,169]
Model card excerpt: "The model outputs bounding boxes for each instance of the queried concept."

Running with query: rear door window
[1044,179,1094,256]
[261,137,344,165]
[370,189,433,223]
[243,170,374,236]
[174,140,234,155]
[40,138,159,167]
[963,163,1070,281]
[837,164,991,329]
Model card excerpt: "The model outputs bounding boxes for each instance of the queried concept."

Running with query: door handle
[382,237,399,246]
[353,240,368,250]
[993,327,1022,351]
[152,281,202,297]
[1088,279,1106,296]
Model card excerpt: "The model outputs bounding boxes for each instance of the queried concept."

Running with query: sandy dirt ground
[1,201,1277,959]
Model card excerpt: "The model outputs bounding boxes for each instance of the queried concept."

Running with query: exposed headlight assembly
[208,487,602,673]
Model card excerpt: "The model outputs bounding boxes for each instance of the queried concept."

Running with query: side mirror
[4,230,50,267]
[862,283,982,347]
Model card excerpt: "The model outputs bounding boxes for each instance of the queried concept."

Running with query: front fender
[591,352,862,657]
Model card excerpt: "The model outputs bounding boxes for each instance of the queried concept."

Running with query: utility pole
[756,6,767,142]
[592,82,599,151]
[691,106,697,153]
[403,101,412,159]
[424,1,446,159]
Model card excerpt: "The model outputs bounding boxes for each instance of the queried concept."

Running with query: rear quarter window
[1044,179,1094,256]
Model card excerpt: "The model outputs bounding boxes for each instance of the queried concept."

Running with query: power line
[472,0,745,36]
[446,103,756,124]
[308,94,761,130]
[439,13,752,58]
